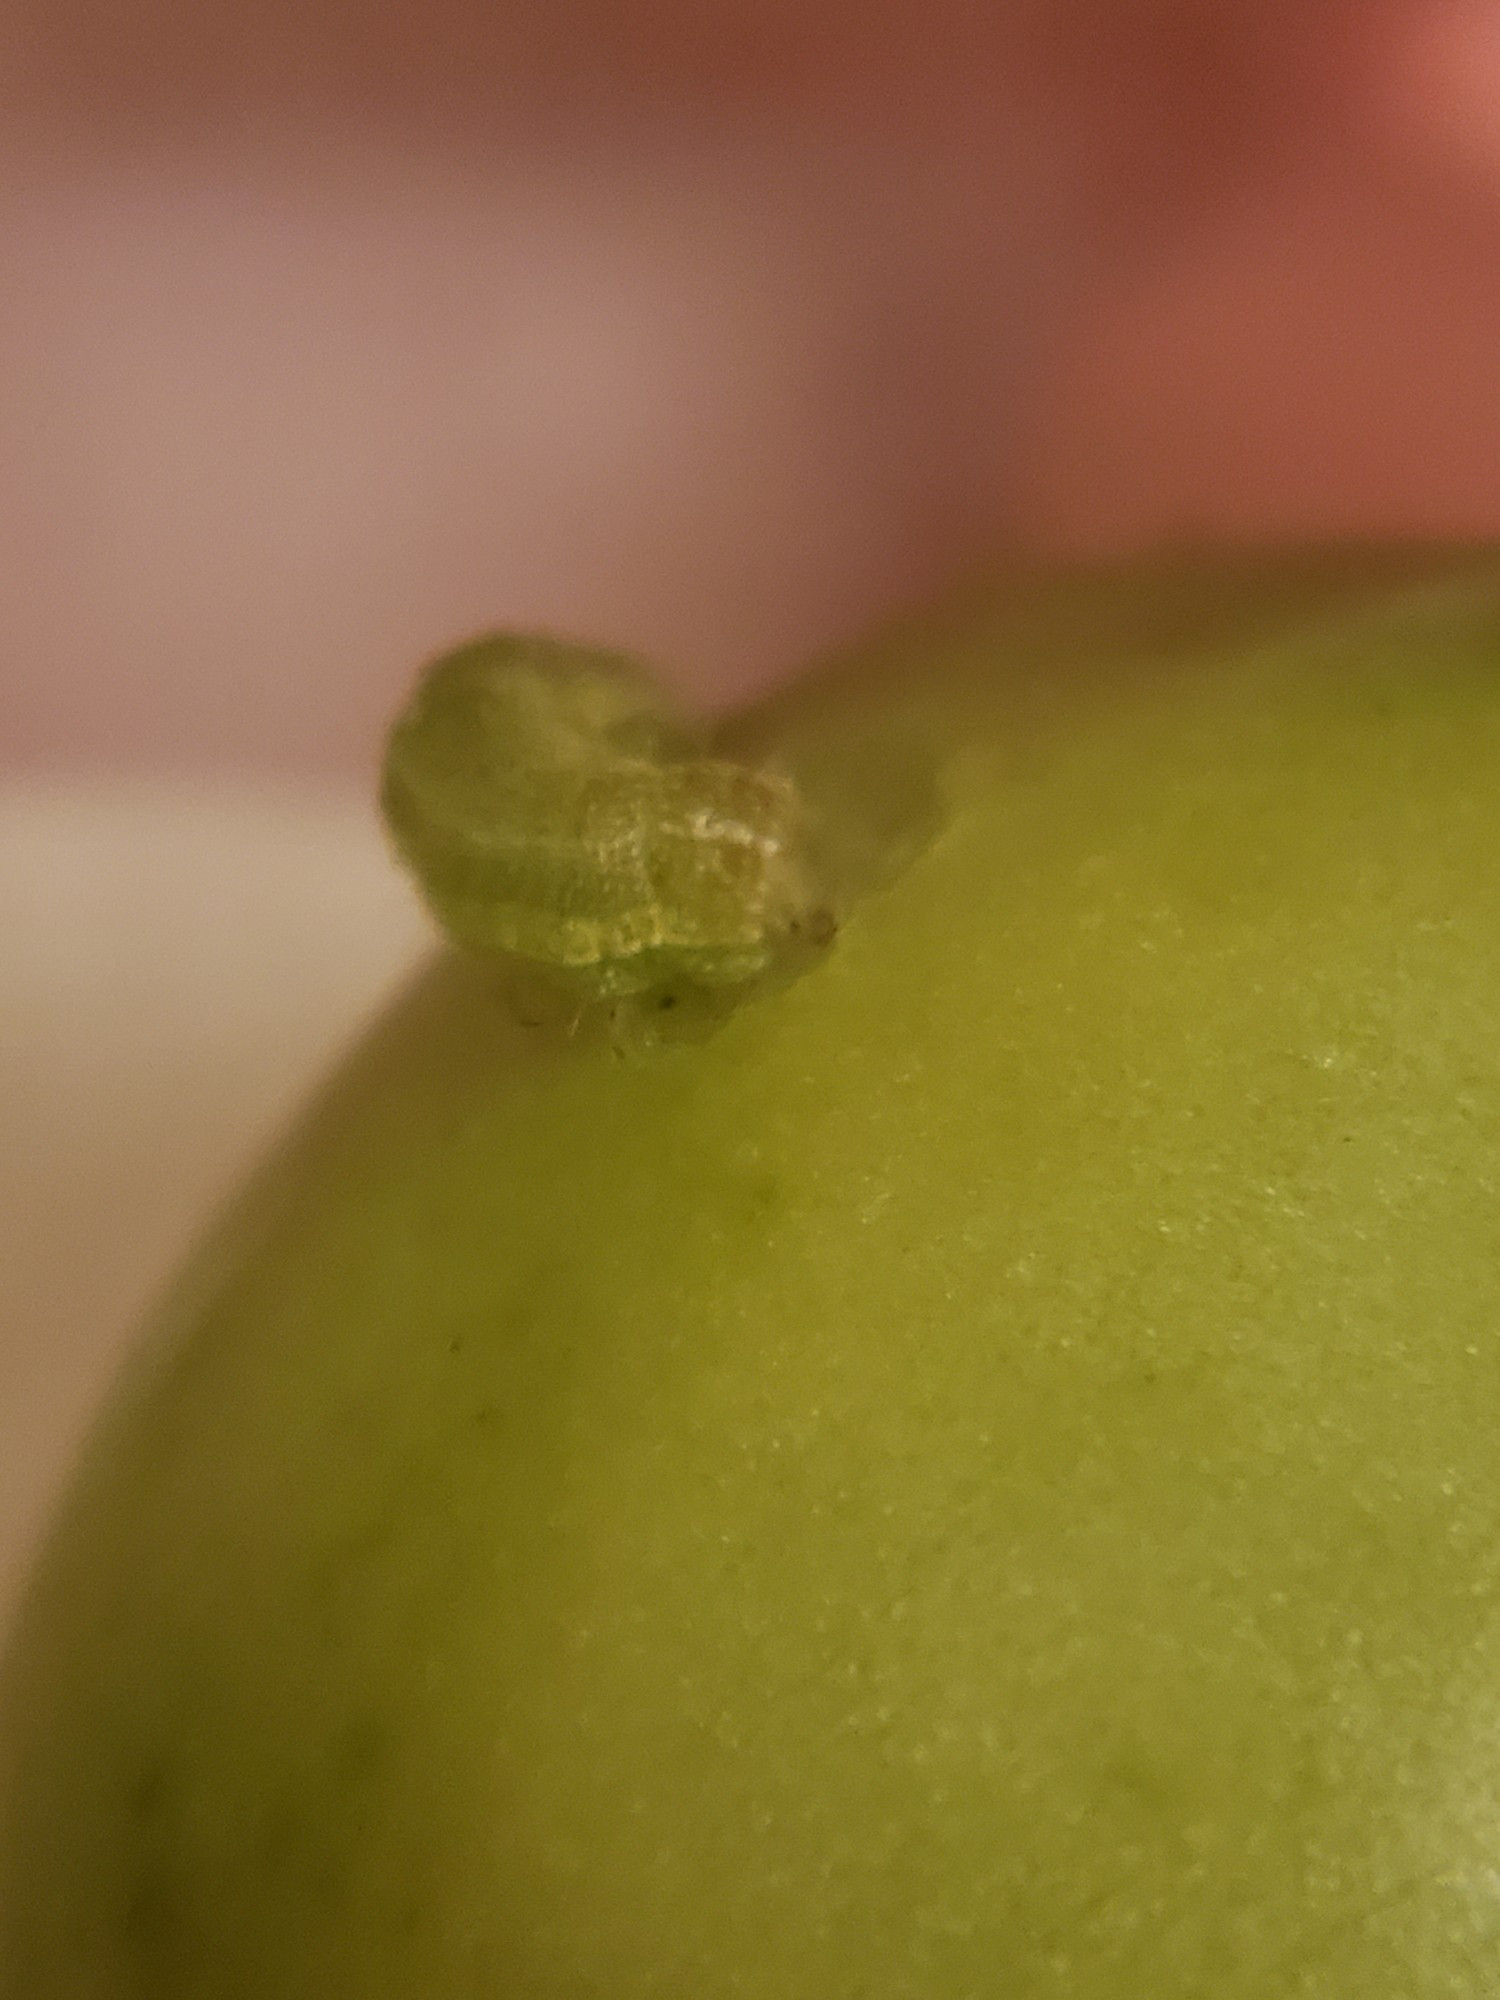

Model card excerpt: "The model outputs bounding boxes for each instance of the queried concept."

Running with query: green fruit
[8,546,1500,1998]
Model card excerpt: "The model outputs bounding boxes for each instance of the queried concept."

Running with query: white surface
[0,781,431,1626]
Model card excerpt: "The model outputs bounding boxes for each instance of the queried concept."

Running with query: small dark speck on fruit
[333,1715,391,1781]
[126,1757,173,1823]
[258,1801,304,1865]
[745,1173,781,1219]
[123,1866,177,1944]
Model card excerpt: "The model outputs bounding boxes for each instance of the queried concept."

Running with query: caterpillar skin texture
[381,634,830,1002]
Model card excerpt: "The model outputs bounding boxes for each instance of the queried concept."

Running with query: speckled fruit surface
[8,549,1500,1998]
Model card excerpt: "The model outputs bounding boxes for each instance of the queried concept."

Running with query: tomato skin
[8,549,1500,1999]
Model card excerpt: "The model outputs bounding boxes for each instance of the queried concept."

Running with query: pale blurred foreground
[0,787,430,1626]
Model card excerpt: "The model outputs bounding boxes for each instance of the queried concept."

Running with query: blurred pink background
[6,1,1500,778]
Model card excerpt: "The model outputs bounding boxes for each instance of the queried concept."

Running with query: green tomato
[8,545,1500,1998]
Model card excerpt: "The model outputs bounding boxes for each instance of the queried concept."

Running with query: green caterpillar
[381,634,834,1008]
